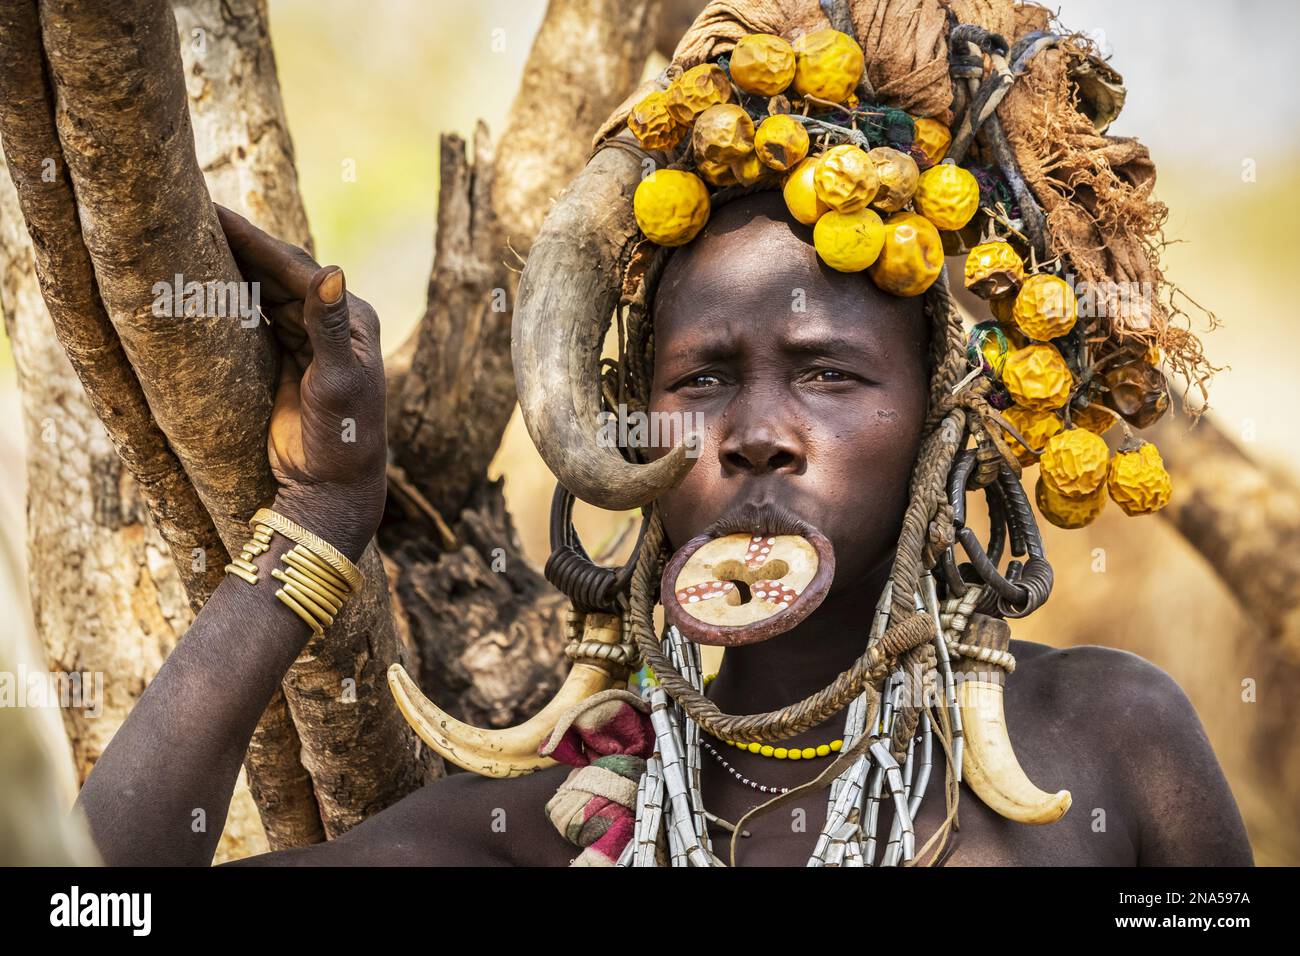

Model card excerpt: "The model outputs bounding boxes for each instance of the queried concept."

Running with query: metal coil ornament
[543,482,649,614]
[940,449,1053,619]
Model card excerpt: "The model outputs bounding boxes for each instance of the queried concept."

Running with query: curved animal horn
[954,614,1071,824]
[512,137,696,512]
[387,612,628,778]
[958,678,1071,824]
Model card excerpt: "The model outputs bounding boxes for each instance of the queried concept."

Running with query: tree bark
[37,0,278,552]
[491,0,661,257]
[0,0,225,612]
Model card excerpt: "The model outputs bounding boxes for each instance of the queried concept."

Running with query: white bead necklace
[621,574,971,867]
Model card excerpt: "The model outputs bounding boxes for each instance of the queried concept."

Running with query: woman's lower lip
[660,524,836,647]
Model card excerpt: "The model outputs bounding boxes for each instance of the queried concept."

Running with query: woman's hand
[216,205,387,562]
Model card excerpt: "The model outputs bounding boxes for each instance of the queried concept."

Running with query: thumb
[302,266,356,376]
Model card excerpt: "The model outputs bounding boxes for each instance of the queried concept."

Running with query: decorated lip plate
[660,528,836,646]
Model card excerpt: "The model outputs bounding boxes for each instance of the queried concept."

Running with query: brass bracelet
[223,507,362,637]
[251,508,363,592]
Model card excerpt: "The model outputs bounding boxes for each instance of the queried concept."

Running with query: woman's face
[645,192,933,598]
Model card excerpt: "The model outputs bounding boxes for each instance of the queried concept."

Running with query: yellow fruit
[1012,273,1078,341]
[792,29,864,103]
[813,208,885,272]
[1039,428,1110,499]
[627,92,686,151]
[754,115,809,171]
[1036,477,1106,530]
[812,144,878,212]
[697,157,738,187]
[730,33,797,96]
[1101,360,1169,429]
[782,157,829,225]
[730,150,768,186]
[969,321,1016,377]
[1002,344,1073,411]
[633,169,710,246]
[1000,321,1028,351]
[692,103,755,164]
[867,146,920,213]
[1107,442,1172,516]
[1071,402,1116,435]
[964,241,1025,299]
[867,211,943,296]
[914,162,981,231]
[911,117,951,167]
[1002,406,1064,468]
[989,293,1016,324]
[666,64,732,124]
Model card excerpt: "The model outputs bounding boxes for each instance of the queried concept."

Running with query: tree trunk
[1151,406,1300,665]
[0,0,434,851]
[0,152,269,862]
[382,0,660,733]
[1149,401,1300,861]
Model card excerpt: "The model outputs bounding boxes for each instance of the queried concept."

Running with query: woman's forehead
[652,192,927,351]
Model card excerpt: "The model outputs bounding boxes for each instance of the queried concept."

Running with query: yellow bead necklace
[702,673,844,760]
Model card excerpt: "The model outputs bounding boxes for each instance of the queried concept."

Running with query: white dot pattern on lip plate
[677,579,735,606]
[744,536,777,569]
[675,576,800,611]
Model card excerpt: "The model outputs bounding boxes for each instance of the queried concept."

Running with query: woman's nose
[717,412,804,476]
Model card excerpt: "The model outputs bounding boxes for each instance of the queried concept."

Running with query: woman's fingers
[268,298,312,366]
[302,267,359,382]
[215,203,319,303]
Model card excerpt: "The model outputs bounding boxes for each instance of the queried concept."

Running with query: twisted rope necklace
[621,574,978,867]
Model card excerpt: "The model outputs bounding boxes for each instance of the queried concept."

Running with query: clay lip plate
[660,528,836,646]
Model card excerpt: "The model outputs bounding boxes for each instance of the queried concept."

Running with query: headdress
[387,0,1210,866]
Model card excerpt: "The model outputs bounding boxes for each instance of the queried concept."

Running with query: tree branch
[0,0,225,607]
[1151,402,1300,666]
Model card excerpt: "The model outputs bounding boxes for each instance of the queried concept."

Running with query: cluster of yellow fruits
[624,28,1172,531]
[964,240,1172,529]
[627,29,980,298]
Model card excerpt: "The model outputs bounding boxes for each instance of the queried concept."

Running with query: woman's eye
[809,368,851,383]
[681,373,722,389]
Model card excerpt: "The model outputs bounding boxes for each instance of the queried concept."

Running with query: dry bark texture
[0,0,322,853]
[38,0,279,553]
[1,0,436,851]
[1152,412,1300,666]
[174,0,312,251]
[491,0,660,255]
[0,0,226,608]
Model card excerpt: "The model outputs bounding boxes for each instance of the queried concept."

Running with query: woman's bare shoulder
[223,763,578,866]
[1007,638,1253,865]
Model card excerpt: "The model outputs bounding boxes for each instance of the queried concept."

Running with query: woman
[72,189,1251,866]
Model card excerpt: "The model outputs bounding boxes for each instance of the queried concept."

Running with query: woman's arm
[74,207,388,866]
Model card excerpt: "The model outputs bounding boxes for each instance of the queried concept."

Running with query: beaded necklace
[621,574,974,867]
